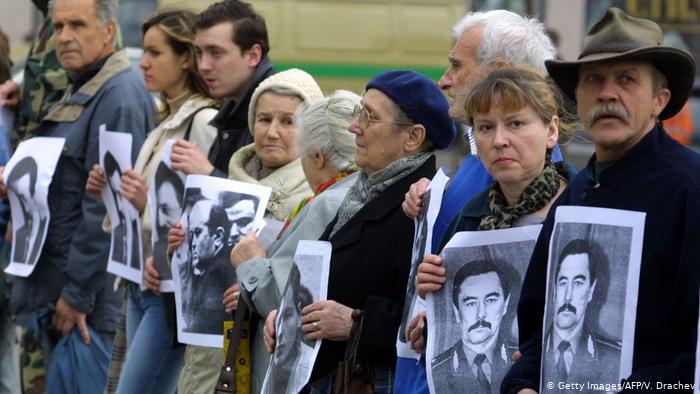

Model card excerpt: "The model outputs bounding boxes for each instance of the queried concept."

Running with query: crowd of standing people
[0,0,698,393]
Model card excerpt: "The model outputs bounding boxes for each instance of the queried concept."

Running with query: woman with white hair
[230,89,361,392]
[168,68,323,394]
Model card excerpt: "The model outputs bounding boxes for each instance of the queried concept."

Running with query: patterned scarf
[276,171,353,240]
[478,158,565,230]
[330,152,432,238]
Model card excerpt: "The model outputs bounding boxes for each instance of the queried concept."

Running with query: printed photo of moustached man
[542,229,637,391]
[427,226,540,394]
[540,206,645,393]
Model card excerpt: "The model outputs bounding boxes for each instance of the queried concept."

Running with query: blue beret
[365,70,456,149]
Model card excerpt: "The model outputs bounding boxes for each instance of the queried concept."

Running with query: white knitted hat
[248,68,324,134]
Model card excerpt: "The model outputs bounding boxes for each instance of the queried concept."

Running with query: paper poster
[100,125,143,284]
[539,206,645,393]
[397,168,449,359]
[261,241,332,394]
[148,139,185,292]
[172,174,271,348]
[4,137,65,277]
[426,226,542,393]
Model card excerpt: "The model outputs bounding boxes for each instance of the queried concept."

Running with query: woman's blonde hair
[464,66,576,144]
[142,9,211,113]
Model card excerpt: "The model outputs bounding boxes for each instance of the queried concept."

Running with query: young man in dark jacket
[170,0,274,178]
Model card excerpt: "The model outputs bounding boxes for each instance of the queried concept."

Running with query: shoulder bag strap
[214,298,248,393]
[183,105,216,142]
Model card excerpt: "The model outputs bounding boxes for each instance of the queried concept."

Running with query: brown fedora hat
[545,7,695,120]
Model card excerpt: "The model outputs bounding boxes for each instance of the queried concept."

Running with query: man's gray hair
[295,90,360,173]
[452,10,555,74]
[49,0,118,25]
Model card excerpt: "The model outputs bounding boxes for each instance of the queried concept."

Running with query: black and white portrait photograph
[148,139,185,292]
[100,125,143,284]
[397,169,449,359]
[540,206,645,393]
[3,137,65,277]
[426,226,542,394]
[261,240,331,394]
[172,174,271,348]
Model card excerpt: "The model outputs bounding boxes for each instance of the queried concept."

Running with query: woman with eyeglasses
[262,70,456,393]
[168,68,323,394]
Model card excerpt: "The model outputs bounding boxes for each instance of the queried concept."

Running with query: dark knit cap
[365,70,456,149]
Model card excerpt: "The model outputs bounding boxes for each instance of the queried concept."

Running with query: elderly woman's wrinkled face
[473,104,558,190]
[348,89,411,175]
[254,91,303,168]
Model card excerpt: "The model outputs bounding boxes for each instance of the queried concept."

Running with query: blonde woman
[85,10,218,393]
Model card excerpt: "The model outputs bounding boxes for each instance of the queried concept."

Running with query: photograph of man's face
[226,199,256,247]
[554,252,596,335]
[10,170,35,218]
[188,200,220,275]
[154,162,185,232]
[104,152,124,212]
[156,183,180,229]
[7,156,41,265]
[265,262,316,394]
[275,296,302,365]
[454,269,509,350]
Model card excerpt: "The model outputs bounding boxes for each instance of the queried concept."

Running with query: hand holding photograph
[539,206,645,393]
[148,139,186,292]
[261,240,331,394]
[100,125,144,284]
[397,168,449,359]
[426,225,541,394]
[172,174,271,348]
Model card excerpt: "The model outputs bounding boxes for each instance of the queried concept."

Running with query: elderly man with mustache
[504,7,700,394]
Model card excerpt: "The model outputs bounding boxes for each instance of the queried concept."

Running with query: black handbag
[334,309,374,394]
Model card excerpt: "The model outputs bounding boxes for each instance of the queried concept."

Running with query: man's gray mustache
[586,103,629,127]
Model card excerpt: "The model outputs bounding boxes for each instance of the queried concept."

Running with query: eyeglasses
[352,105,413,129]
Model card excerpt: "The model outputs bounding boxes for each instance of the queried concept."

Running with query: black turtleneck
[67,51,113,91]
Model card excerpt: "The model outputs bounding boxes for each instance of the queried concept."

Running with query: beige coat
[135,93,218,259]
[228,143,312,220]
[107,93,217,289]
